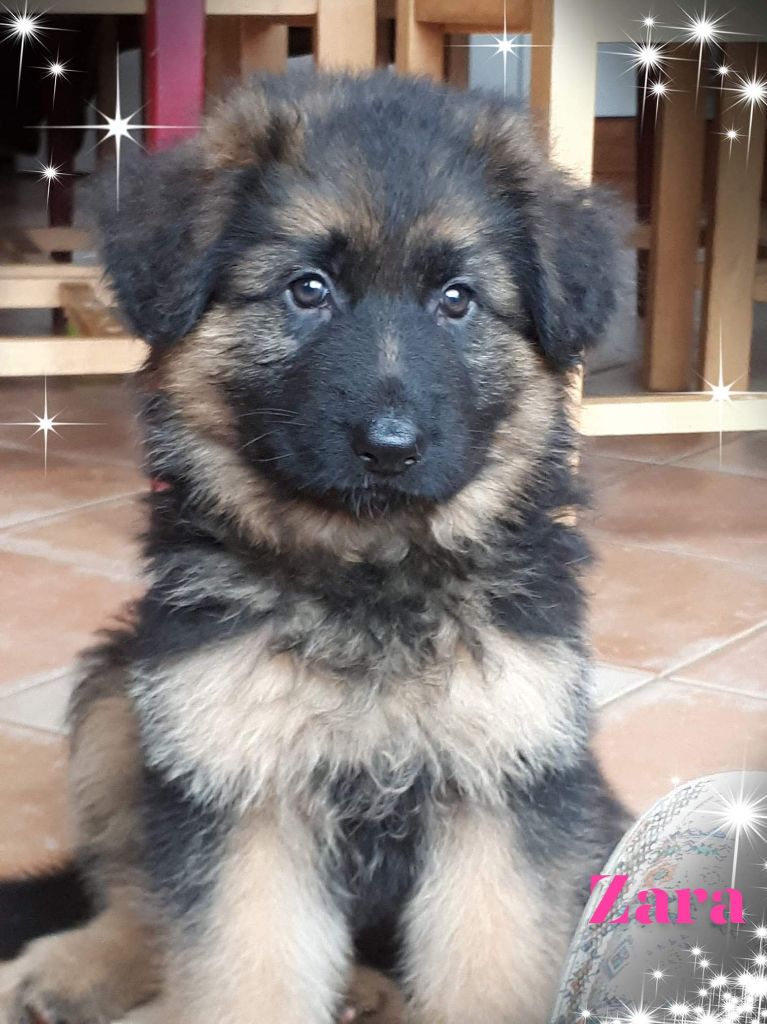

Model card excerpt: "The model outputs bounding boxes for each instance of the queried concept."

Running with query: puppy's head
[100,73,620,526]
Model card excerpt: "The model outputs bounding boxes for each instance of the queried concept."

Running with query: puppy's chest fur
[132,529,588,815]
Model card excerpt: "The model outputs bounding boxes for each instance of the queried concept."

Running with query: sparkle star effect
[699,324,752,466]
[661,3,746,98]
[45,51,193,208]
[24,158,69,208]
[625,8,747,118]
[33,49,75,105]
[0,379,100,474]
[608,15,686,127]
[716,63,732,92]
[724,57,767,159]
[568,938,767,1024]
[0,1,48,97]
[720,125,741,156]
[449,8,547,97]
[698,775,767,887]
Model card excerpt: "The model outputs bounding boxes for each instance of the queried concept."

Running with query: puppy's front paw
[9,982,105,1024]
[343,968,406,1024]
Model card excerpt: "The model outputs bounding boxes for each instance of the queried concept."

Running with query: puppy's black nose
[353,415,422,475]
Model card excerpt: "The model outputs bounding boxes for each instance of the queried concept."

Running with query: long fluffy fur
[0,71,628,1024]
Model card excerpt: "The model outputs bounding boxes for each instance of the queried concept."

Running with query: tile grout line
[0,533,139,584]
[0,489,146,531]
[650,618,767,681]
[0,715,68,740]
[584,529,767,576]
[596,620,767,710]
[663,677,767,703]
[0,666,75,699]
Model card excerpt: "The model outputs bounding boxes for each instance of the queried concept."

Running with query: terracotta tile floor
[0,377,765,868]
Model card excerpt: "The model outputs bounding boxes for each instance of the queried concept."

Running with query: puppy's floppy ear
[96,84,304,346]
[514,178,624,368]
[96,144,224,346]
[474,107,624,369]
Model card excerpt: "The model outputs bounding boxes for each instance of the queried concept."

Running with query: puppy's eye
[288,274,330,310]
[439,283,474,319]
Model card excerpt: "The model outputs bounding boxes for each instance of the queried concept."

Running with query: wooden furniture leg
[700,43,767,391]
[240,19,289,75]
[145,0,205,152]
[207,16,288,105]
[394,0,443,78]
[530,0,598,182]
[316,0,376,70]
[643,46,707,392]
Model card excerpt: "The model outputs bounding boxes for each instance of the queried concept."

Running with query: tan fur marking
[136,623,582,812]
[160,811,350,1024]
[378,327,401,372]
[274,179,379,248]
[403,804,565,1024]
[149,318,558,564]
[69,693,145,877]
[430,347,559,549]
[8,891,161,1022]
[199,88,304,171]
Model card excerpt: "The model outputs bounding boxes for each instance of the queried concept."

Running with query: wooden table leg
[700,43,767,391]
[394,0,444,78]
[643,45,707,392]
[530,0,598,183]
[145,0,205,151]
[206,16,288,106]
[240,19,289,75]
[316,0,376,71]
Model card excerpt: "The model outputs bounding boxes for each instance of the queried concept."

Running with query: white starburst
[698,776,767,887]
[0,0,52,97]
[700,324,751,465]
[725,60,767,159]
[721,125,741,156]
[675,3,730,96]
[0,379,100,474]
[24,158,69,208]
[33,49,75,105]
[608,16,688,126]
[617,1000,662,1024]
[46,51,193,208]
[449,3,547,98]
[626,39,669,75]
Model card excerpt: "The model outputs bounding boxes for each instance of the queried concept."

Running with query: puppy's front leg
[402,804,565,1024]
[151,788,351,1024]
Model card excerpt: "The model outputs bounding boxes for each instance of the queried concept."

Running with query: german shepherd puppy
[0,72,626,1024]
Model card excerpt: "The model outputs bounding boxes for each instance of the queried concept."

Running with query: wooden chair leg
[643,45,707,392]
[241,19,289,75]
[394,0,443,78]
[145,0,205,151]
[315,0,376,71]
[700,43,767,391]
[206,15,244,104]
[530,0,598,182]
[445,34,469,88]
